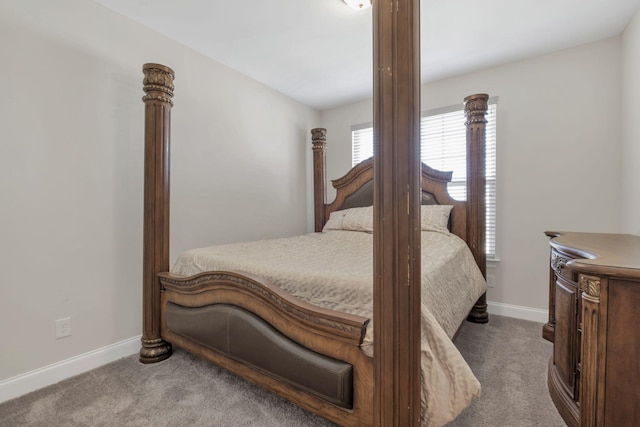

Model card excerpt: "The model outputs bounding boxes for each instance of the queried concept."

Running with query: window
[351,100,498,260]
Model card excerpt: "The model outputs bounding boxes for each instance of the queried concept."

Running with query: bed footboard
[158,271,374,426]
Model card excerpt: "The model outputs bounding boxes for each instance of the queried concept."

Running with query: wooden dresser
[543,232,640,427]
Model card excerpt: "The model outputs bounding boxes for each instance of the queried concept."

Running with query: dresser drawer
[551,249,574,282]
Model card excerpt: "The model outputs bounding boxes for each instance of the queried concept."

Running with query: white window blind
[351,100,498,259]
[352,123,374,164]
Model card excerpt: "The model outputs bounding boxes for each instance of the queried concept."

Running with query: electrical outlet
[55,317,71,339]
[486,274,495,288]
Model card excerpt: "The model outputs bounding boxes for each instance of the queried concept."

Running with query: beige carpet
[0,315,565,426]
[446,315,565,427]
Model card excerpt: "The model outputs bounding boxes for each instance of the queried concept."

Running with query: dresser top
[546,232,640,279]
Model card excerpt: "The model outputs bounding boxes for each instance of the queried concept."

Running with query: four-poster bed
[140,63,489,426]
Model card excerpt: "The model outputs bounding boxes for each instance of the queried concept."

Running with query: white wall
[621,8,640,235]
[321,38,623,312]
[0,0,318,382]
[320,99,372,202]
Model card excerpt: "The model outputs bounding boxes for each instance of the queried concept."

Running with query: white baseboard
[487,301,548,323]
[0,335,141,404]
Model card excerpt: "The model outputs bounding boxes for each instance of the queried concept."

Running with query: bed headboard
[311,150,468,241]
[311,93,488,279]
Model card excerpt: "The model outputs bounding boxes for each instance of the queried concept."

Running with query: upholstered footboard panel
[165,302,354,408]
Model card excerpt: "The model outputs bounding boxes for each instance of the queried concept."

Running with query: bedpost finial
[311,128,327,151]
[311,128,327,141]
[142,63,175,105]
[463,93,489,125]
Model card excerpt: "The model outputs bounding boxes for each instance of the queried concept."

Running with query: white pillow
[322,209,347,231]
[323,206,373,233]
[323,205,452,234]
[421,205,453,234]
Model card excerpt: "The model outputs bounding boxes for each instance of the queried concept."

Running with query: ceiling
[94,0,640,110]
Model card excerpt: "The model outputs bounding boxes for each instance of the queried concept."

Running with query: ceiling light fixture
[343,0,372,10]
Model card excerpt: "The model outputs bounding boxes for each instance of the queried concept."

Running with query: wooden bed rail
[140,63,174,363]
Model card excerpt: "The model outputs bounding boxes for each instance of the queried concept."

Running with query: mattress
[172,229,486,426]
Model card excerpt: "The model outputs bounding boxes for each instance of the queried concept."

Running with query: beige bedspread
[172,230,486,426]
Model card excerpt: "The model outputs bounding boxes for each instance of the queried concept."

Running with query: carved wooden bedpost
[140,63,174,363]
[464,93,489,323]
[373,0,422,424]
[312,128,327,232]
